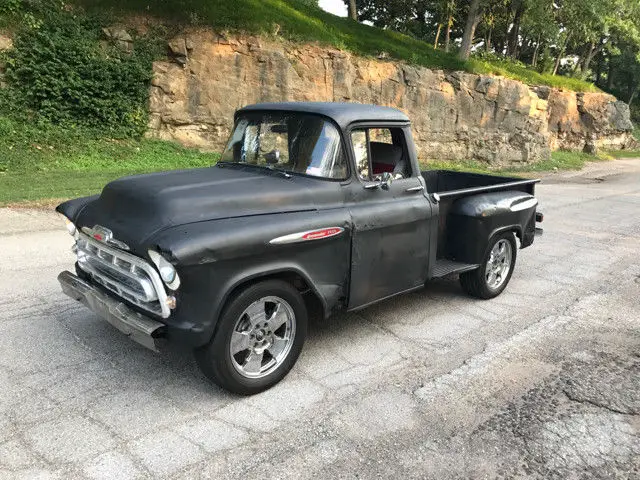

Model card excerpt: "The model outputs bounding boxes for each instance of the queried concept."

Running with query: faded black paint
[57,103,540,348]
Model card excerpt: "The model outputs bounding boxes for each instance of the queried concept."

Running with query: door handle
[405,185,424,193]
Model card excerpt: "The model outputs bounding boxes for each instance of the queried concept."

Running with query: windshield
[220,113,348,180]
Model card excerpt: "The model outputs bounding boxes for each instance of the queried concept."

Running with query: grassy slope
[0,117,623,205]
[78,0,598,92]
[0,118,217,204]
[423,151,615,176]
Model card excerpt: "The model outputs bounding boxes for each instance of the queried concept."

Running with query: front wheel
[195,280,308,395]
[460,232,517,299]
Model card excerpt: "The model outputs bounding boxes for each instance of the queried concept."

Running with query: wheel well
[493,226,522,243]
[224,272,325,320]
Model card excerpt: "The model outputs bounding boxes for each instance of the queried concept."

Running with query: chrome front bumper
[58,271,166,351]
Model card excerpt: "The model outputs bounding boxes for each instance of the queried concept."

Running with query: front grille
[75,233,170,318]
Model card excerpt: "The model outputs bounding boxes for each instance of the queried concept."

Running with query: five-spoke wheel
[460,232,517,299]
[195,280,307,395]
[229,296,296,379]
[485,238,513,290]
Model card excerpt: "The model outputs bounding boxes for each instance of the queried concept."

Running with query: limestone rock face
[148,31,635,165]
[0,34,12,89]
[102,26,134,52]
[0,34,12,51]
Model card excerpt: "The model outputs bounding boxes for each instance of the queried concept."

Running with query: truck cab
[58,102,542,394]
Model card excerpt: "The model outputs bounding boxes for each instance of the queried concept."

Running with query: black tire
[195,279,308,395]
[460,232,517,299]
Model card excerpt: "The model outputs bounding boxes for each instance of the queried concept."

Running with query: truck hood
[60,165,339,254]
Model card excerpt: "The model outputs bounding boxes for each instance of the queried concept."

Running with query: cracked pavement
[0,158,639,479]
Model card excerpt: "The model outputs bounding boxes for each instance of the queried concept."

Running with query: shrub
[4,5,157,137]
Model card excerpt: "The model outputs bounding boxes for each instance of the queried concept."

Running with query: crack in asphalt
[562,390,637,416]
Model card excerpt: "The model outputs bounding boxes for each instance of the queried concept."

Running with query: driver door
[347,125,434,309]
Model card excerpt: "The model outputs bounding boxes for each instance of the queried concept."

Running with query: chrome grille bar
[75,233,171,318]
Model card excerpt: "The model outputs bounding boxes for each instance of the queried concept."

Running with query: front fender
[56,195,99,222]
[149,211,351,347]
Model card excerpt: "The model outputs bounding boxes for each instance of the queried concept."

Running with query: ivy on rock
[4,4,158,138]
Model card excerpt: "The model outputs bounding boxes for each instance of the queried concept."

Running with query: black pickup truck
[57,102,542,394]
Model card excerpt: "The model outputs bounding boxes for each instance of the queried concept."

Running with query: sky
[318,0,347,17]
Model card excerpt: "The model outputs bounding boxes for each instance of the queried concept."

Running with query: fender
[170,254,349,347]
[56,195,98,221]
[214,262,335,328]
[148,210,352,347]
[446,191,538,264]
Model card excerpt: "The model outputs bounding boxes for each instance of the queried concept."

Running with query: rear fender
[446,191,538,264]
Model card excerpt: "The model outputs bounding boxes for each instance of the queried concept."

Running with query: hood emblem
[82,225,130,251]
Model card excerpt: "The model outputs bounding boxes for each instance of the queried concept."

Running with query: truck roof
[237,102,410,128]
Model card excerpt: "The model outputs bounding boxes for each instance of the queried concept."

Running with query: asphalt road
[1,159,639,479]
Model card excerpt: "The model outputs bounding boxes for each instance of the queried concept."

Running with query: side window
[351,130,369,181]
[368,128,410,179]
[351,127,411,182]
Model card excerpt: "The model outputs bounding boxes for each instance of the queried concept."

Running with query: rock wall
[145,31,633,165]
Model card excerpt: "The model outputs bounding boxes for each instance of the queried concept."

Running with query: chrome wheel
[485,239,513,290]
[229,296,296,379]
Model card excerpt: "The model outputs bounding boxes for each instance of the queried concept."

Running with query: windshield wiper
[218,162,292,179]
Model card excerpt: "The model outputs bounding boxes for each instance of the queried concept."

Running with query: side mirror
[380,171,393,190]
[363,171,394,191]
[264,149,280,164]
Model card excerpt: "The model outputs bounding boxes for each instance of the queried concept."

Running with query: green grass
[0,118,218,204]
[419,158,506,175]
[470,58,600,92]
[608,150,640,158]
[75,0,598,93]
[0,138,616,205]
[421,150,609,176]
[507,151,609,172]
[606,127,640,158]
[0,112,615,205]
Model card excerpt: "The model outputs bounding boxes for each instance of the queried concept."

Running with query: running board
[431,259,479,278]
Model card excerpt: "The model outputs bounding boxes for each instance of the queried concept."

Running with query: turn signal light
[166,296,177,309]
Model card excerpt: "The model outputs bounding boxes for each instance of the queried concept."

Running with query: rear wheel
[195,280,308,395]
[460,232,517,299]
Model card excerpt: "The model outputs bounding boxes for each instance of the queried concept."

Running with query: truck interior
[352,127,411,180]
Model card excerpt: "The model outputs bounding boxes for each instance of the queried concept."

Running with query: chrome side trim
[75,232,171,318]
[269,227,345,245]
[510,198,538,212]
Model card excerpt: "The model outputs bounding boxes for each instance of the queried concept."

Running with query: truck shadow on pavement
[51,276,468,399]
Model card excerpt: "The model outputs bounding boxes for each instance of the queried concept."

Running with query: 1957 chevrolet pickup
[57,102,543,394]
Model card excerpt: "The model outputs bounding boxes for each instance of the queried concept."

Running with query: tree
[506,0,526,58]
[520,0,557,68]
[459,0,483,60]
[347,0,357,20]
[600,0,640,107]
[443,0,456,52]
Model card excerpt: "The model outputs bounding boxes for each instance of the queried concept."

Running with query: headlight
[59,214,77,237]
[148,250,181,290]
